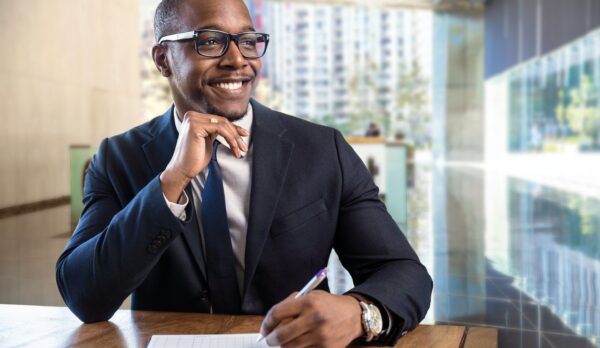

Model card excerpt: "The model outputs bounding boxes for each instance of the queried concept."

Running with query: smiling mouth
[209,77,253,93]
[215,81,244,90]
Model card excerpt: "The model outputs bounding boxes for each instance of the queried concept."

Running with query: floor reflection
[413,163,600,348]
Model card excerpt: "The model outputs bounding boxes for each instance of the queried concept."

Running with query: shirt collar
[173,104,253,156]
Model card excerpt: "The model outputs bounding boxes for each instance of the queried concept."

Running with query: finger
[208,119,248,152]
[217,127,242,158]
[265,313,311,347]
[190,119,242,158]
[235,125,250,136]
[186,111,246,137]
[238,137,248,153]
[185,113,249,155]
[260,294,303,337]
[211,120,245,157]
[223,122,248,153]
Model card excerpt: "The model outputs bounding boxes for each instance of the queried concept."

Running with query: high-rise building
[248,1,432,137]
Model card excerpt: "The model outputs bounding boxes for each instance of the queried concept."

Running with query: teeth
[216,81,243,90]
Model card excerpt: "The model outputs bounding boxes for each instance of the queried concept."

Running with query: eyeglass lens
[195,31,267,58]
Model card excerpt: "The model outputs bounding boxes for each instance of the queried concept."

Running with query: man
[56,0,432,346]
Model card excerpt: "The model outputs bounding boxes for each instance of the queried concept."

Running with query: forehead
[177,0,255,32]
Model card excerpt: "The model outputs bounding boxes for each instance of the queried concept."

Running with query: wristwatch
[359,301,383,342]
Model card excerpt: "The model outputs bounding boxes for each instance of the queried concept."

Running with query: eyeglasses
[158,29,270,59]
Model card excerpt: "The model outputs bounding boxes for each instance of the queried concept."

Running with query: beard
[205,101,248,122]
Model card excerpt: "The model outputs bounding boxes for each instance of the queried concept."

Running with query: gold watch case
[359,301,383,342]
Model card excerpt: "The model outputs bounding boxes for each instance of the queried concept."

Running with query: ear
[152,44,171,77]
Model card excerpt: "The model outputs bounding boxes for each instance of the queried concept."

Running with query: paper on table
[147,333,280,348]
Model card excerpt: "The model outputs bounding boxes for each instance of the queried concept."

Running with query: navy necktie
[201,142,241,313]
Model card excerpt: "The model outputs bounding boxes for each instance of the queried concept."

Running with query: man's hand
[160,111,249,202]
[260,290,364,348]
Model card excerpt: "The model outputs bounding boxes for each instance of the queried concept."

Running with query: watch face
[368,304,383,335]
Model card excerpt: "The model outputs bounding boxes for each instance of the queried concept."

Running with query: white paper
[147,333,279,348]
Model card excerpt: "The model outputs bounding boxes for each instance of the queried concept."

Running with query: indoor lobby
[1,0,599,347]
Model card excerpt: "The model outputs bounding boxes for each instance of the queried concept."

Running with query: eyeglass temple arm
[158,31,196,44]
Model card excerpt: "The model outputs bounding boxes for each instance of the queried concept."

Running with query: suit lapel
[141,106,177,176]
[243,100,294,298]
[141,106,207,281]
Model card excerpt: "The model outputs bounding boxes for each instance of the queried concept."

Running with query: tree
[347,61,387,137]
[565,74,600,149]
[395,59,430,147]
[554,89,568,137]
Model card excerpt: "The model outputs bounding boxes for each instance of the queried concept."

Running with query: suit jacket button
[200,290,209,301]
[161,229,172,239]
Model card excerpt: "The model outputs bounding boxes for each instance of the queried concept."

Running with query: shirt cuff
[163,191,189,221]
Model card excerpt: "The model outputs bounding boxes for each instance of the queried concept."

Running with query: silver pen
[256,268,328,343]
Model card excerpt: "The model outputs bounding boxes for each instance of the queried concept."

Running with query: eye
[198,39,220,46]
[196,32,226,47]
[240,39,257,47]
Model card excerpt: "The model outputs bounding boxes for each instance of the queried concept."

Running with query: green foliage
[346,60,388,137]
[564,74,600,147]
[320,113,350,134]
[554,89,567,130]
[343,58,431,144]
[396,59,430,146]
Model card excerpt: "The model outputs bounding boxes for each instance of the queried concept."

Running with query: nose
[219,40,248,69]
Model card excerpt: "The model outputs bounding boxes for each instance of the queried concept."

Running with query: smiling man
[56,0,432,347]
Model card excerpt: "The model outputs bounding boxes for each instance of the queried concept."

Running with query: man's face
[165,0,262,120]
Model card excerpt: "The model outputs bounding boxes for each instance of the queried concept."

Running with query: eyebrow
[195,24,257,32]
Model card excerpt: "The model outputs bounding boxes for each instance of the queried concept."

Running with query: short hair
[154,0,183,42]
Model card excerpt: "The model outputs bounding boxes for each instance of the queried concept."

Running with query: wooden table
[0,304,497,347]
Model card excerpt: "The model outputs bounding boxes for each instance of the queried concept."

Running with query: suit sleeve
[331,130,433,345]
[55,138,191,323]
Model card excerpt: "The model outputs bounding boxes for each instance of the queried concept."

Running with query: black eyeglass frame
[158,29,270,59]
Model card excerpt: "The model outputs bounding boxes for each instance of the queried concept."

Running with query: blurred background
[1,0,599,347]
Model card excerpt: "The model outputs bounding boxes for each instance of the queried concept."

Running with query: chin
[206,102,249,121]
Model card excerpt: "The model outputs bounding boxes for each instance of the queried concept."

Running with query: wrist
[160,168,191,202]
[343,294,365,340]
[345,293,383,342]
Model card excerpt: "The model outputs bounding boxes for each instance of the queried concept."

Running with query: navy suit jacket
[56,100,432,345]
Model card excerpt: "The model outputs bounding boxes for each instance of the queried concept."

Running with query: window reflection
[508,177,600,338]
[504,29,600,153]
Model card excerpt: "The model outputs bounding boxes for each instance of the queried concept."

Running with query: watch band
[380,300,393,337]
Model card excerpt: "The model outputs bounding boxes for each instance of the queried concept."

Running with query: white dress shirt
[163,106,253,294]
